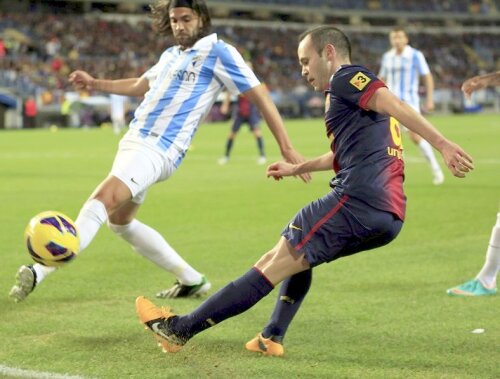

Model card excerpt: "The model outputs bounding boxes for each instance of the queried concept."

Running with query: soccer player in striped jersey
[447,70,500,297]
[135,25,473,356]
[9,0,308,303]
[379,28,445,185]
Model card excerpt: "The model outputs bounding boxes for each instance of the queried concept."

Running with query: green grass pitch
[0,114,498,378]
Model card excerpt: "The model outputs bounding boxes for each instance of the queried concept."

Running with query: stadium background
[0,0,498,128]
[0,2,499,379]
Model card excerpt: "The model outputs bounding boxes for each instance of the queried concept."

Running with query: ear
[324,44,336,59]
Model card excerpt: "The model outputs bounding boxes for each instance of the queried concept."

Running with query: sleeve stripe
[359,81,387,110]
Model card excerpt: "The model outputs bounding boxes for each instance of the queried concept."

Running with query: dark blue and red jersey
[237,95,252,117]
[325,64,406,221]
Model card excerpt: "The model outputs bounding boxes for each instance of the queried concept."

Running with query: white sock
[32,264,56,285]
[30,199,108,286]
[108,219,203,285]
[476,213,500,288]
[418,139,441,172]
[75,199,108,252]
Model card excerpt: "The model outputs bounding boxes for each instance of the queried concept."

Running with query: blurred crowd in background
[0,0,498,127]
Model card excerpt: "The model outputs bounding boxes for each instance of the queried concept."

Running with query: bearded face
[169,7,204,49]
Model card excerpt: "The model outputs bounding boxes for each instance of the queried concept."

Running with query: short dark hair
[299,25,351,61]
[390,27,407,36]
[150,0,212,37]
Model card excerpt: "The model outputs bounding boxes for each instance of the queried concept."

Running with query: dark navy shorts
[231,114,260,132]
[282,191,403,267]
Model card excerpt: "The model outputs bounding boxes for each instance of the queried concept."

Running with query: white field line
[0,364,93,379]
[401,156,500,165]
[1,152,499,165]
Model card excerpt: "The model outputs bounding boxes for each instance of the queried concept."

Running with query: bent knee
[108,220,134,235]
[91,192,124,215]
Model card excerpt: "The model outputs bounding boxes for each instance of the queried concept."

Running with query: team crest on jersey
[349,72,371,91]
[191,55,202,67]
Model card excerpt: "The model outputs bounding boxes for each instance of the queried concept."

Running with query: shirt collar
[392,45,412,57]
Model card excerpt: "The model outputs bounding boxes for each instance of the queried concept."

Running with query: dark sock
[169,267,274,340]
[225,138,233,157]
[256,136,264,156]
[262,268,312,342]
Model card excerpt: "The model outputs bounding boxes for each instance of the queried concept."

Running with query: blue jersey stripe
[399,56,405,101]
[157,46,219,153]
[409,51,419,105]
[139,50,198,137]
[215,42,254,93]
[131,50,177,133]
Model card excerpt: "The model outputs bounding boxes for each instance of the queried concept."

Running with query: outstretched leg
[108,200,210,298]
[136,237,310,352]
[9,177,121,302]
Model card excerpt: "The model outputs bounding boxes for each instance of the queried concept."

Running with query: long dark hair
[150,0,212,38]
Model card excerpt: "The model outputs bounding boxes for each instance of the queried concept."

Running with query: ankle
[477,277,496,289]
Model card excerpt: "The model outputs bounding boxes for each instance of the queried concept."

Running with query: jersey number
[389,117,403,148]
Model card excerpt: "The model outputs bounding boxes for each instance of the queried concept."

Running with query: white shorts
[110,132,175,204]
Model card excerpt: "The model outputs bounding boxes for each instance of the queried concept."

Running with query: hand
[267,161,297,181]
[281,148,312,183]
[439,140,474,178]
[424,99,435,113]
[68,70,95,91]
[461,76,485,99]
[219,103,229,115]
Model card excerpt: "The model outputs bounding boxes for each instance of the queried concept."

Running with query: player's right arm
[366,87,474,178]
[68,70,149,97]
[267,151,333,180]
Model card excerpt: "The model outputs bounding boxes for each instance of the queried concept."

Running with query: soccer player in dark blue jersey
[136,25,474,355]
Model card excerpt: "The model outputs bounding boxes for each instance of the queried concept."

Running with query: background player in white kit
[379,27,444,185]
[9,0,308,302]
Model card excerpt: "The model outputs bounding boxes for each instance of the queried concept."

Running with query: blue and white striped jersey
[129,33,260,167]
[378,45,430,110]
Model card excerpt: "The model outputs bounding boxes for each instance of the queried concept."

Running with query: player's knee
[255,250,275,267]
[108,220,133,236]
[91,192,123,215]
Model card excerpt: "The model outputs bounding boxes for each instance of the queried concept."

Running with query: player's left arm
[416,51,434,112]
[422,72,434,112]
[366,87,474,178]
[267,151,334,180]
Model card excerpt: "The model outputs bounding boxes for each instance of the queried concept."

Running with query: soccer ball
[24,211,80,267]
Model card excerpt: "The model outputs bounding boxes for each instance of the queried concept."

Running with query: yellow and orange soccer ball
[24,211,80,267]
